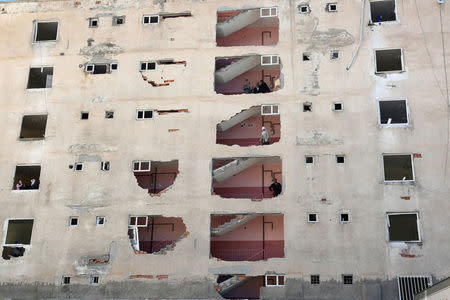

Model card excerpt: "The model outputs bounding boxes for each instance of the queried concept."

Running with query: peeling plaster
[296,130,343,146]
[79,42,124,59]
[68,144,118,154]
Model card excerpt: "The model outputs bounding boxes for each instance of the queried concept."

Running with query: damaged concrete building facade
[0,0,449,299]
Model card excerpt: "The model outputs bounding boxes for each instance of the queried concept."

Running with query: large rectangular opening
[375,49,403,73]
[378,100,408,125]
[383,154,414,182]
[212,156,282,199]
[216,105,280,146]
[127,215,187,254]
[216,275,265,299]
[27,67,53,89]
[387,213,420,242]
[2,219,34,260]
[370,0,396,23]
[33,21,58,42]
[19,115,47,139]
[215,55,282,95]
[210,214,284,261]
[13,165,41,190]
[133,160,179,196]
[216,7,279,47]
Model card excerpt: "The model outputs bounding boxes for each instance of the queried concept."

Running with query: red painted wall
[215,69,281,95]
[134,162,178,193]
[217,26,279,47]
[138,216,186,253]
[210,215,284,261]
[213,162,282,199]
[220,276,265,299]
[216,113,281,146]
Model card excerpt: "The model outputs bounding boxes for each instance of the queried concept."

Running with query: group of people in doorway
[243,79,271,94]
[15,179,39,190]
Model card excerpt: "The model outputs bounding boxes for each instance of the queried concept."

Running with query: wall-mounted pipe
[346,0,366,70]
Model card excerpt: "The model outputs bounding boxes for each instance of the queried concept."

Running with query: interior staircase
[211,214,258,237]
[214,55,260,84]
[212,157,263,183]
[215,275,249,295]
[216,9,261,38]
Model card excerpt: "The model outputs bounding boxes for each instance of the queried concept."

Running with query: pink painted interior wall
[215,69,281,95]
[219,276,265,299]
[210,215,284,261]
[213,162,282,199]
[134,161,178,193]
[216,112,281,146]
[217,26,279,47]
[138,216,186,253]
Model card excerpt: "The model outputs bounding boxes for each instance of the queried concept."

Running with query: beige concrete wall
[0,0,449,293]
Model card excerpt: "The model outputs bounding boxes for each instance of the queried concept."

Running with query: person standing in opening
[243,79,251,94]
[30,179,38,189]
[15,180,23,190]
[258,80,271,93]
[269,178,282,197]
[260,126,270,145]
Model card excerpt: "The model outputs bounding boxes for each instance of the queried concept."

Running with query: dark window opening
[210,214,284,261]
[93,64,107,74]
[212,156,282,199]
[89,18,98,27]
[375,49,403,73]
[370,0,396,23]
[74,163,83,171]
[101,161,110,171]
[303,52,311,61]
[105,111,114,119]
[308,213,317,222]
[133,160,179,195]
[379,100,408,124]
[90,276,99,284]
[216,8,279,47]
[305,156,314,164]
[19,115,47,139]
[330,50,339,60]
[113,16,125,25]
[383,154,413,181]
[136,110,153,120]
[70,217,79,226]
[34,22,58,42]
[140,62,156,71]
[216,105,281,147]
[340,213,349,222]
[333,102,343,111]
[27,67,53,89]
[327,3,338,12]
[299,5,310,14]
[4,219,34,245]
[303,102,312,112]
[81,112,89,120]
[128,216,187,254]
[13,165,40,190]
[311,275,320,285]
[62,276,71,285]
[143,15,159,24]
[388,213,420,242]
[214,55,281,95]
[343,275,353,284]
[336,155,345,164]
[96,216,105,225]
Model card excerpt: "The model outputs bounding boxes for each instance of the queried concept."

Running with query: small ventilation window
[303,102,312,112]
[69,217,79,226]
[96,216,105,226]
[330,50,339,60]
[62,276,71,285]
[336,155,345,164]
[90,275,99,284]
[81,112,89,120]
[89,18,98,28]
[101,161,110,171]
[303,52,311,61]
[308,213,318,223]
[343,275,353,284]
[299,5,310,14]
[333,102,343,111]
[305,156,314,164]
[142,15,159,24]
[311,275,320,285]
[140,61,156,71]
[113,16,125,25]
[326,3,338,12]
[339,213,350,223]
[105,111,114,119]
[74,163,83,171]
[33,21,58,42]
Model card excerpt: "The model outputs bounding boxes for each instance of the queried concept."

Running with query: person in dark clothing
[30,179,39,189]
[269,178,282,197]
[258,80,271,93]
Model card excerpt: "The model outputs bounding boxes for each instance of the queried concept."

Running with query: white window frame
[132,160,151,172]
[32,20,59,43]
[339,211,350,223]
[377,98,410,127]
[74,162,83,172]
[260,7,278,17]
[326,3,338,12]
[113,16,125,25]
[85,64,95,73]
[96,216,105,226]
[69,216,79,227]
[265,274,285,287]
[142,14,160,24]
[299,5,310,14]
[369,0,398,24]
[101,161,110,171]
[261,104,280,115]
[61,276,71,285]
[333,102,343,111]
[374,48,405,74]
[89,18,99,28]
[110,63,118,70]
[90,275,99,284]
[382,154,415,183]
[307,213,318,223]
[386,212,421,243]
[2,218,34,247]
[139,61,156,72]
[261,55,280,66]
[85,63,117,74]
[136,109,154,120]
[128,216,148,227]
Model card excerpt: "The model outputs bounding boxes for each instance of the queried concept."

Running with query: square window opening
[90,275,99,284]
[81,112,89,120]
[4,219,34,246]
[343,275,353,284]
[383,154,413,181]
[303,52,311,61]
[308,213,318,223]
[299,5,310,14]
[340,213,350,223]
[19,115,47,139]
[327,3,338,12]
[89,18,98,28]
[13,165,41,190]
[311,275,320,285]
[101,161,110,171]
[62,276,71,285]
[336,155,345,164]
[133,161,151,172]
[113,16,125,25]
[305,156,314,164]
[34,21,58,42]
[370,0,396,23]
[333,102,343,111]
[375,49,403,73]
[69,217,79,226]
[303,102,312,112]
[387,213,420,242]
[110,63,118,70]
[105,111,114,119]
[74,163,83,171]
[27,67,53,89]
[378,100,408,125]
[330,50,339,60]
[96,216,105,226]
